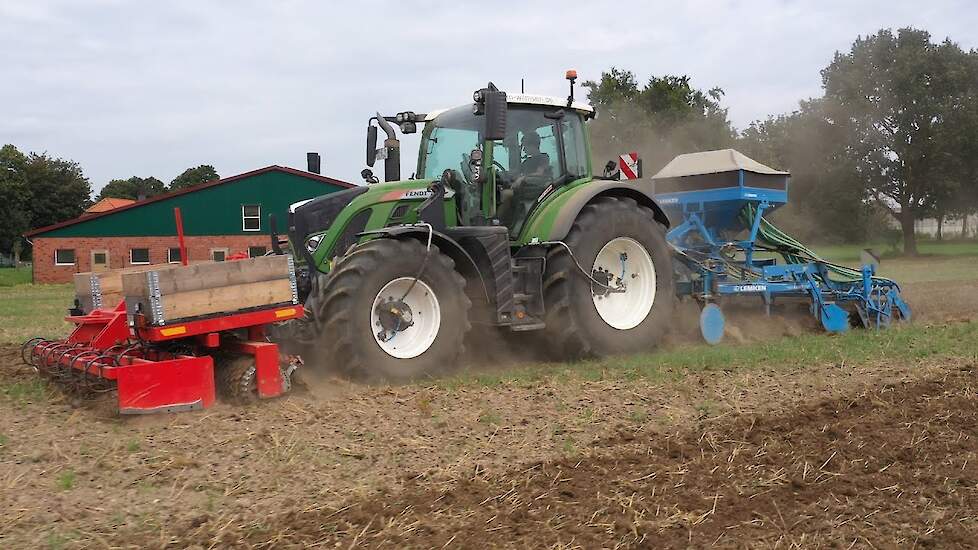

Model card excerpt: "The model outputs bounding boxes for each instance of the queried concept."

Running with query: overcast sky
[2,0,975,191]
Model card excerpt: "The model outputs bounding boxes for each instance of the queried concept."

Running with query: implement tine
[21,337,47,368]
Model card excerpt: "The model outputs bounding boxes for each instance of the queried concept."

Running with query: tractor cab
[417,94,594,235]
[364,74,595,237]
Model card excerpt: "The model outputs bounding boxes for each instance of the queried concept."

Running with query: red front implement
[23,302,303,414]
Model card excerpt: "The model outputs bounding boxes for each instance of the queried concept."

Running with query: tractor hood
[290,185,369,250]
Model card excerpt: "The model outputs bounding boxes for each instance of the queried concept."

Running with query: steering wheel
[492,160,515,188]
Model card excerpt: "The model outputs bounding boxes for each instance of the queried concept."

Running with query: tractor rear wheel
[313,238,470,382]
[542,196,674,359]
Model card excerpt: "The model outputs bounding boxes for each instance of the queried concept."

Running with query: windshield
[420,104,588,180]
[420,106,483,179]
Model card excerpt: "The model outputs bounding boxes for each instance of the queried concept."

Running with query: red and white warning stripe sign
[618,152,640,180]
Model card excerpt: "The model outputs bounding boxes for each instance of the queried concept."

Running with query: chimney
[307,152,321,174]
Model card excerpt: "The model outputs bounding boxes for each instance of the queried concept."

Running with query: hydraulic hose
[740,204,897,286]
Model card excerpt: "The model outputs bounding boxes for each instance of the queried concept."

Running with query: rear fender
[517,179,670,244]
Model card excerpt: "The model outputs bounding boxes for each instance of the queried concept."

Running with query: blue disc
[700,303,725,345]
[820,303,849,333]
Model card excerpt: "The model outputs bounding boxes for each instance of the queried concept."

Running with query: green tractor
[284,73,675,380]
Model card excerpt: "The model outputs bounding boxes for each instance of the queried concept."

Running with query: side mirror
[483,89,507,141]
[469,148,483,183]
[366,125,378,167]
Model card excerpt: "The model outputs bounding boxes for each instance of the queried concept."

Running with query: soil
[1,280,976,548]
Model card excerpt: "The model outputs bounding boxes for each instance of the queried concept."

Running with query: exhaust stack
[306,152,321,174]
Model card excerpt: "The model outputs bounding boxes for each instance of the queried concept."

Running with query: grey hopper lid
[651,149,789,179]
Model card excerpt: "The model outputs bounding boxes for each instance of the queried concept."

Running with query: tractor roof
[425,94,593,121]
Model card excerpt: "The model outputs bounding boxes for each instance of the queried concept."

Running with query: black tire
[542,196,675,359]
[267,274,324,360]
[314,238,470,382]
[215,354,258,403]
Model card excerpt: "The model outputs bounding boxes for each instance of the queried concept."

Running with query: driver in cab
[497,130,553,226]
[518,131,550,180]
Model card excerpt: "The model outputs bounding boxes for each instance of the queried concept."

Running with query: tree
[939,51,978,238]
[0,145,30,256]
[170,164,219,191]
[738,100,879,243]
[23,151,92,230]
[96,176,166,201]
[583,67,641,106]
[584,68,735,173]
[821,28,976,254]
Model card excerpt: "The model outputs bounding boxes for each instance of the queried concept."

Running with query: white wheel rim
[591,237,656,330]
[370,277,441,359]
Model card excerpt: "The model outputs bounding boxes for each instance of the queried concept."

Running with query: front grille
[292,186,368,243]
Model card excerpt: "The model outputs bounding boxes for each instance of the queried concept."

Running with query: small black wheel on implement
[215,353,296,404]
[312,237,471,382]
[215,354,259,403]
[542,196,675,359]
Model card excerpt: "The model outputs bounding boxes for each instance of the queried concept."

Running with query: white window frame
[210,247,229,262]
[90,249,109,269]
[248,245,267,258]
[129,248,150,265]
[167,247,183,264]
[242,204,261,232]
[54,249,76,266]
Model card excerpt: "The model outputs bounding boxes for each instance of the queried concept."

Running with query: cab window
[561,115,588,179]
[422,126,480,179]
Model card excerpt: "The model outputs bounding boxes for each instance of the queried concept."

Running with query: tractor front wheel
[542,196,674,359]
[314,238,470,382]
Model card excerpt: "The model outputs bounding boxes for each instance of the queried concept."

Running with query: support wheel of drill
[215,355,258,404]
[542,196,674,359]
[314,238,470,382]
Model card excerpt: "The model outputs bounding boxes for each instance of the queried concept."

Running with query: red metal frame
[137,305,302,341]
[231,340,284,398]
[116,355,215,414]
[64,301,130,349]
[31,302,303,414]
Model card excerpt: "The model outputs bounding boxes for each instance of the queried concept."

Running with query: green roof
[27,166,355,238]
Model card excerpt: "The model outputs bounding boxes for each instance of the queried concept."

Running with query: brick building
[25,166,354,283]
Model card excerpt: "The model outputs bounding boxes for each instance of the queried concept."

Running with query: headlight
[305,234,325,253]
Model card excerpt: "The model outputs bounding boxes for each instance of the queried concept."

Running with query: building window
[211,248,229,262]
[130,248,150,265]
[54,249,75,266]
[242,205,261,231]
[167,247,183,264]
[91,250,109,269]
[248,246,267,258]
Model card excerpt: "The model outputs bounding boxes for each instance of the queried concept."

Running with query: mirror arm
[376,113,397,139]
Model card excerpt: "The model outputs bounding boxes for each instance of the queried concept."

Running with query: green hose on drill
[740,204,896,285]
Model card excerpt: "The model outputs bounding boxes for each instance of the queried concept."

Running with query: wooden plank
[74,264,178,312]
[126,279,295,323]
[122,256,290,298]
